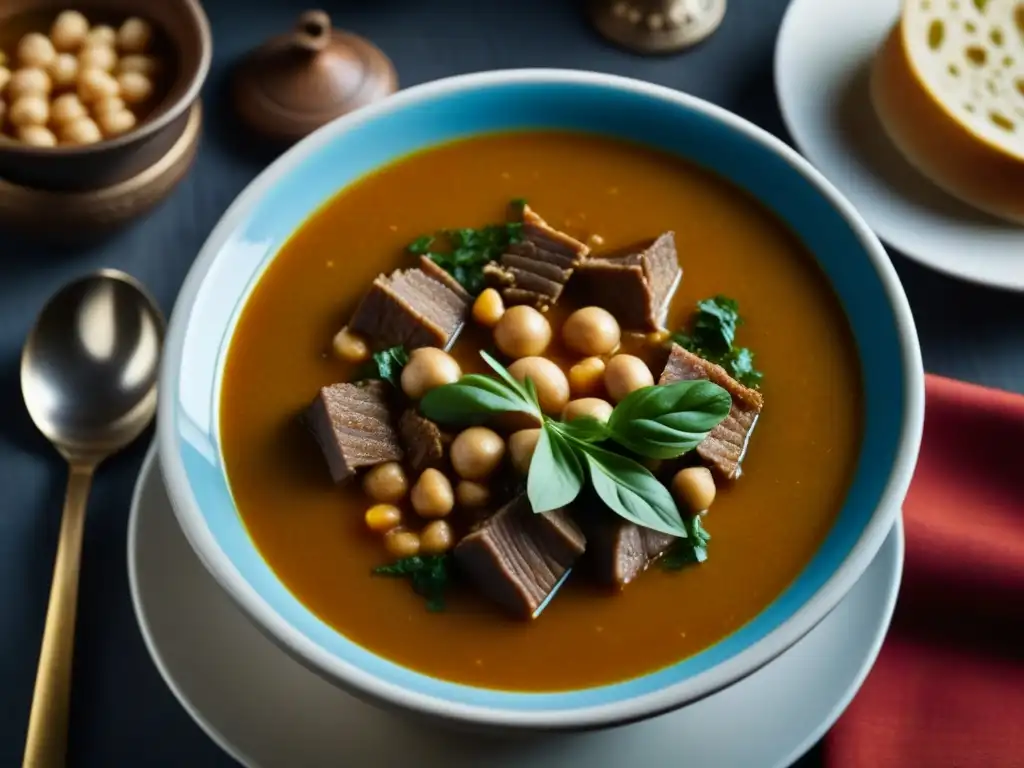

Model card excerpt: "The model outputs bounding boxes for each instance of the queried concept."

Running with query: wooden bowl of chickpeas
[0,0,210,192]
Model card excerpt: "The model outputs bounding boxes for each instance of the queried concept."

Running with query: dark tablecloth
[3,0,1023,764]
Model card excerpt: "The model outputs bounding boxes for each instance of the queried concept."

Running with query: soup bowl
[158,69,924,732]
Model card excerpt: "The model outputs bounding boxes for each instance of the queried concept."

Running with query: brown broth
[219,131,863,692]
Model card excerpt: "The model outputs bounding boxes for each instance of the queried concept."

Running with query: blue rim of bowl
[158,69,924,730]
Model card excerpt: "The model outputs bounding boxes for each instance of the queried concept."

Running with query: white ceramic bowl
[158,69,924,733]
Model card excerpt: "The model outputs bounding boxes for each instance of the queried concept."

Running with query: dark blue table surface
[3,0,1023,765]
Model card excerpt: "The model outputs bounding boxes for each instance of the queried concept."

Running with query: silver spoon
[20,269,164,768]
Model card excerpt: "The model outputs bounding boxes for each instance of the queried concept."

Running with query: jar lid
[587,0,728,55]
[232,10,398,142]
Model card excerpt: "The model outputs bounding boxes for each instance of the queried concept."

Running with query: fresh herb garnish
[420,352,731,540]
[661,515,711,569]
[406,214,525,295]
[372,554,451,612]
[672,295,763,388]
[356,345,409,388]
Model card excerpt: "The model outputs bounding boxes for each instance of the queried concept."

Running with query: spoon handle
[23,464,94,768]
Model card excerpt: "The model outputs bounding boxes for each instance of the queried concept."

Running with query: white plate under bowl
[128,447,904,768]
[775,0,1024,291]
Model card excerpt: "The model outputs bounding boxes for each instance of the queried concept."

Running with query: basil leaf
[552,416,609,444]
[419,381,529,426]
[479,350,541,415]
[355,345,409,388]
[661,516,711,570]
[608,381,732,459]
[528,425,584,513]
[580,444,686,537]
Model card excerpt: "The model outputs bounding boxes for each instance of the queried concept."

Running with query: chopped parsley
[372,554,451,612]
[661,515,711,570]
[672,295,763,389]
[356,345,408,388]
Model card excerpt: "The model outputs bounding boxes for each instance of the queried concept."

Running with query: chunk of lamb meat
[659,343,764,480]
[572,232,681,331]
[306,381,403,483]
[483,204,590,310]
[398,408,445,473]
[576,498,675,587]
[454,494,586,619]
[349,255,471,351]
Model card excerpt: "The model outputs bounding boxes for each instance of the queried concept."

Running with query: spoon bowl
[20,268,164,767]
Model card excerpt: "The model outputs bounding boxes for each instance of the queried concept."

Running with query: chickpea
[96,108,135,138]
[117,70,153,104]
[9,96,49,128]
[456,480,490,509]
[494,305,551,359]
[420,520,455,555]
[84,25,117,48]
[562,397,614,424]
[117,54,159,78]
[91,94,125,117]
[78,44,117,73]
[671,467,717,513]
[364,503,402,534]
[410,468,455,518]
[17,125,57,147]
[450,427,505,481]
[362,461,408,503]
[50,93,87,125]
[508,356,570,415]
[117,18,153,54]
[51,11,90,52]
[331,326,369,364]
[384,529,421,559]
[7,68,51,100]
[0,66,10,96]
[472,287,505,328]
[509,428,541,474]
[568,356,607,398]
[47,53,79,90]
[604,354,654,403]
[60,116,102,146]
[400,347,462,400]
[77,67,119,102]
[562,306,621,357]
[17,33,56,69]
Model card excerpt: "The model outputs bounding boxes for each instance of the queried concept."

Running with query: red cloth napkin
[826,374,1024,768]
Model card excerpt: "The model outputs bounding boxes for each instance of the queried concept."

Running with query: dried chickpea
[117,54,159,78]
[18,125,57,147]
[117,71,153,104]
[671,467,716,513]
[400,347,461,400]
[0,66,10,96]
[562,397,614,424]
[8,68,51,100]
[450,427,505,481]
[17,33,56,69]
[91,94,125,117]
[60,116,102,146]
[77,67,119,102]
[9,96,49,128]
[362,462,408,504]
[96,108,135,138]
[568,356,606,398]
[604,354,654,403]
[494,305,551,359]
[78,44,117,73]
[508,356,570,415]
[420,520,454,555]
[48,53,79,90]
[84,25,117,48]
[384,529,421,559]
[51,11,90,52]
[472,288,505,328]
[410,468,455,519]
[562,306,621,357]
[51,93,87,125]
[508,428,541,474]
[331,326,369,363]
[364,503,402,534]
[117,18,153,54]
[456,480,490,509]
